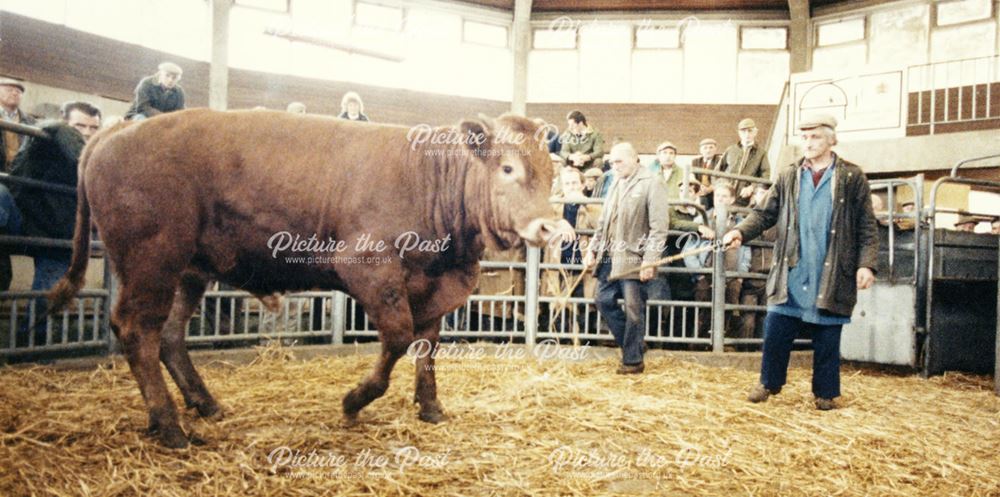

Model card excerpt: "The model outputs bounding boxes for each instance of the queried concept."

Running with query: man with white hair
[125,62,186,120]
[722,114,878,410]
[583,142,671,374]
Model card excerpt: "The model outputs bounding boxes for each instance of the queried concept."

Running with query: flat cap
[158,62,183,74]
[798,113,838,131]
[737,118,756,130]
[0,78,25,91]
[583,167,603,178]
[698,138,717,147]
[955,214,979,226]
[656,141,677,152]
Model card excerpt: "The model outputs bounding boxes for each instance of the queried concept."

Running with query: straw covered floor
[1,344,999,496]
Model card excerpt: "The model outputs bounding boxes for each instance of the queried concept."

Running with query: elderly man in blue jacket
[722,114,878,410]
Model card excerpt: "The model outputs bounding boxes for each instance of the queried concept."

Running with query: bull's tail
[47,123,126,315]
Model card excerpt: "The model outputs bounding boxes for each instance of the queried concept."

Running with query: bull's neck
[413,138,485,263]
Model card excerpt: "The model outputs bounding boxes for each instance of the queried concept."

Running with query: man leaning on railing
[1,101,101,344]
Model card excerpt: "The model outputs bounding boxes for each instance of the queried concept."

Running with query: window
[533,27,576,49]
[741,27,787,50]
[868,5,929,66]
[936,0,992,26]
[354,2,402,31]
[813,43,867,70]
[464,21,507,48]
[816,18,865,46]
[235,0,289,13]
[930,21,996,63]
[405,9,460,43]
[635,26,680,49]
[683,22,738,103]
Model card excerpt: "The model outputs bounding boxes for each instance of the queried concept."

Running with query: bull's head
[459,114,575,251]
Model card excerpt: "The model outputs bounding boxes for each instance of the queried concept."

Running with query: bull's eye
[502,165,514,175]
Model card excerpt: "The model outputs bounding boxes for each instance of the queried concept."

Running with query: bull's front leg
[342,284,415,424]
[413,320,447,423]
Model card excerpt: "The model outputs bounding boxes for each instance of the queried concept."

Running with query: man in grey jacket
[722,114,878,410]
[583,142,671,374]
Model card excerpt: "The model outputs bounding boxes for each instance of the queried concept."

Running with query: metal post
[524,246,540,346]
[332,291,346,345]
[711,204,729,353]
[209,0,231,111]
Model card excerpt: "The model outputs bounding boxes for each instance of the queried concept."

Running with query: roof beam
[788,0,810,73]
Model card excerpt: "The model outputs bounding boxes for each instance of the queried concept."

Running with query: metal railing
[908,54,1000,134]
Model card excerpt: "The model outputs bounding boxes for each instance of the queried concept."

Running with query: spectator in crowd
[954,215,977,232]
[893,199,917,231]
[992,216,1000,235]
[582,167,602,197]
[542,168,602,332]
[689,183,750,336]
[718,118,770,206]
[723,114,878,411]
[339,92,369,121]
[0,79,35,173]
[2,101,101,344]
[692,138,722,210]
[583,142,670,374]
[286,102,307,114]
[125,62,185,120]
[592,151,621,199]
[559,110,604,172]
[648,141,683,200]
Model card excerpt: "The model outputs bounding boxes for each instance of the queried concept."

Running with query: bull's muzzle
[517,218,575,248]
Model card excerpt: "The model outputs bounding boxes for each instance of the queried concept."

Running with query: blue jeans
[595,261,649,366]
[760,312,843,399]
[0,184,23,234]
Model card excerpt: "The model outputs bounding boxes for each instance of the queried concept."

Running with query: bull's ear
[459,118,494,162]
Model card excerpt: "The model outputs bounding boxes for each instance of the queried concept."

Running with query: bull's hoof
[418,409,448,424]
[153,425,190,449]
[195,400,223,420]
[342,411,360,428]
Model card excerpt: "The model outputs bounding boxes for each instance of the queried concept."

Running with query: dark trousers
[760,312,843,399]
[595,261,648,366]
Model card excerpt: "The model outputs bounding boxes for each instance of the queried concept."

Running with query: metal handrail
[950,153,1000,177]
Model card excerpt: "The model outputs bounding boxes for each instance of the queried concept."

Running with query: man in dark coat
[722,114,878,411]
[125,62,185,120]
[718,118,770,206]
[4,101,100,344]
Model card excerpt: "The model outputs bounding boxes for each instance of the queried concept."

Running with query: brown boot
[814,397,837,411]
[616,363,645,375]
[747,384,780,403]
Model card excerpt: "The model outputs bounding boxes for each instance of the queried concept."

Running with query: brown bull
[49,110,573,448]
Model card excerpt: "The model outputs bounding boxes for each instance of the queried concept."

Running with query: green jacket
[559,128,604,171]
[719,143,770,205]
[733,156,879,316]
[648,160,683,201]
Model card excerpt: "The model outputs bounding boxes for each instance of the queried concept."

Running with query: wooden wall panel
[1,11,777,153]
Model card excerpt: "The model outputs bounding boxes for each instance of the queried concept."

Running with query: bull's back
[84,110,426,293]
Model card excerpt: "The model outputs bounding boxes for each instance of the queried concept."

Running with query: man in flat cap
[954,215,980,232]
[125,62,186,120]
[0,79,35,173]
[719,118,770,206]
[692,137,722,210]
[648,141,683,200]
[722,113,878,411]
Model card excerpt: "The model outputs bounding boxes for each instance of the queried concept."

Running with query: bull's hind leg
[413,320,446,423]
[113,276,189,448]
[160,271,221,418]
[342,282,416,424]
